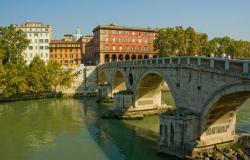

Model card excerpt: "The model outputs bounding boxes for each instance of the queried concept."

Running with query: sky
[0,0,250,40]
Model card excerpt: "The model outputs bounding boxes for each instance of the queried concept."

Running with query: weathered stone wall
[63,65,97,94]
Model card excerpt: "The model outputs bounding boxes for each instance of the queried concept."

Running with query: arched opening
[200,85,250,147]
[135,73,175,110]
[153,55,157,58]
[131,55,136,60]
[138,55,142,59]
[98,70,107,85]
[144,55,148,59]
[111,54,117,62]
[112,71,126,94]
[104,54,110,63]
[118,54,123,61]
[125,54,130,61]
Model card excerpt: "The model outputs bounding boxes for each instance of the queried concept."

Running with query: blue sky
[0,0,250,40]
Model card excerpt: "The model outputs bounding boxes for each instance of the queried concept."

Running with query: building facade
[78,35,93,64]
[13,22,51,64]
[50,34,82,67]
[90,24,158,65]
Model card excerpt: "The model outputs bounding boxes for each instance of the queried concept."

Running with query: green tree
[27,56,49,93]
[47,62,62,92]
[0,26,29,65]
[2,63,28,96]
[59,69,74,92]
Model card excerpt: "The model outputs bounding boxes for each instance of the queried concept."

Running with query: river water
[0,97,249,160]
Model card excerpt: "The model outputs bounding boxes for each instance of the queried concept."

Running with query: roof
[93,24,156,32]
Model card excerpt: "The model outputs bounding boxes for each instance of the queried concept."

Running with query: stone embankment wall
[0,66,98,102]
[63,65,98,94]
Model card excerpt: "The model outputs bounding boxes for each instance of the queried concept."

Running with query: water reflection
[0,99,83,160]
[0,97,248,160]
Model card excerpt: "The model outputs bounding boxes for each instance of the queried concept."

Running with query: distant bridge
[96,56,250,158]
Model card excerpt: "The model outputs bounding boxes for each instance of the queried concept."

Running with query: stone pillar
[113,93,134,110]
[159,113,199,158]
[96,84,112,101]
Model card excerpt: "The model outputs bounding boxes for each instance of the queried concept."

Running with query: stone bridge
[96,56,250,158]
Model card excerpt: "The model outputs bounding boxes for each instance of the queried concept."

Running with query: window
[132,46,136,52]
[45,39,49,43]
[112,30,116,34]
[70,54,73,58]
[126,38,129,43]
[144,46,148,52]
[126,46,130,51]
[40,53,43,57]
[118,31,123,34]
[39,39,43,43]
[65,60,68,63]
[132,38,135,43]
[34,33,38,36]
[119,46,123,51]
[145,39,148,43]
[132,32,135,35]
[138,38,141,43]
[138,32,141,36]
[105,46,110,50]
[40,46,44,50]
[112,46,116,51]
[144,32,148,36]
[29,46,33,50]
[46,53,48,57]
[70,60,73,64]
[138,46,142,52]
[105,37,109,42]
[119,38,123,42]
[45,46,49,50]
[112,37,116,42]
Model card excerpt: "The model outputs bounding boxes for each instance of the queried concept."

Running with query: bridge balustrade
[103,56,250,75]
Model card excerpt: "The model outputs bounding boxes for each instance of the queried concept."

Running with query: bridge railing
[102,56,250,75]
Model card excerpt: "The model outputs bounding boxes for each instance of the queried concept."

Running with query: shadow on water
[0,97,180,160]
[79,97,178,160]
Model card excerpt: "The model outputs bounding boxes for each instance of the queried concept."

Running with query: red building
[87,24,158,65]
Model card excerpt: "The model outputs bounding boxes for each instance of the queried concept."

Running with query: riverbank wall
[0,65,98,103]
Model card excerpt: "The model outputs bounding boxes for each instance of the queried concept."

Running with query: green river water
[0,97,249,160]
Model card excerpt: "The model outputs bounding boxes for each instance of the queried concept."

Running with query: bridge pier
[159,109,238,158]
[159,112,199,158]
[96,84,112,102]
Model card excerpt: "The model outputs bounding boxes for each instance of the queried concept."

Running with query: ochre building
[87,24,158,65]
[50,34,81,67]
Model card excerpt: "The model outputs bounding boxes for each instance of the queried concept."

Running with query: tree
[2,62,28,96]
[47,62,62,92]
[0,26,29,65]
[59,69,74,92]
[27,56,49,93]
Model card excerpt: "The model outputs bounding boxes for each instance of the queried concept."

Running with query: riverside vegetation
[154,26,250,58]
[0,26,74,98]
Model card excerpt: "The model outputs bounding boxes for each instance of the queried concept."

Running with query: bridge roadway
[96,56,250,158]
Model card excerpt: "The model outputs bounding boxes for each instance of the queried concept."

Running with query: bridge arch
[111,70,127,94]
[199,83,250,146]
[134,70,176,109]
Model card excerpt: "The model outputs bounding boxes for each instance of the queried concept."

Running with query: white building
[13,22,52,64]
